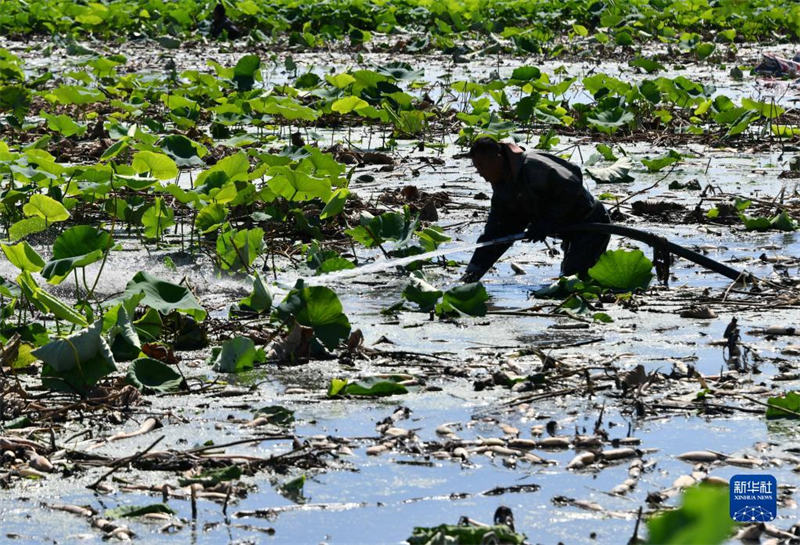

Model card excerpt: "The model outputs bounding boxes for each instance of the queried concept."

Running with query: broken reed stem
[740,394,800,418]
[613,162,678,215]
[87,434,165,490]
[487,309,592,323]
[628,506,643,545]
[222,483,232,516]
[191,484,198,519]
[721,271,751,302]
[187,434,293,454]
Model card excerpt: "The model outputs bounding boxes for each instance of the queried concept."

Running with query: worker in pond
[460,137,611,283]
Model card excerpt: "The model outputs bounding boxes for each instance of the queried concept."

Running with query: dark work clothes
[465,151,610,279]
[558,200,610,276]
[210,5,243,38]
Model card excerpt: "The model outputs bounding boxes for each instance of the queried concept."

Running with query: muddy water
[4,139,798,544]
[0,39,799,545]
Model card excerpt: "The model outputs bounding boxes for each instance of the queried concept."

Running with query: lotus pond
[0,2,800,544]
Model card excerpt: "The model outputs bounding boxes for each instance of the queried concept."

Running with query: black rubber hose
[557,222,748,282]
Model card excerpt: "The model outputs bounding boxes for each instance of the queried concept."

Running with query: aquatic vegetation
[1,3,800,545]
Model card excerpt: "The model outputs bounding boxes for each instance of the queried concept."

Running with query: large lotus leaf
[160,134,207,168]
[42,225,112,284]
[8,217,47,241]
[17,271,88,326]
[375,62,424,81]
[209,336,265,373]
[208,180,240,204]
[770,211,798,231]
[742,97,785,119]
[646,483,732,545]
[534,276,600,299]
[252,96,319,122]
[582,74,631,96]
[195,203,228,234]
[587,107,635,134]
[297,146,347,180]
[135,307,163,342]
[641,150,682,173]
[437,283,489,316]
[741,211,798,232]
[416,226,451,252]
[267,166,332,202]
[585,156,635,183]
[216,226,264,272]
[141,197,175,240]
[233,54,260,91]
[100,139,130,161]
[49,84,104,105]
[510,65,541,82]
[630,56,665,74]
[351,69,389,94]
[588,249,653,291]
[41,112,86,137]
[194,151,249,190]
[106,304,141,361]
[295,72,321,88]
[123,271,206,321]
[23,194,70,223]
[331,95,369,114]
[325,73,355,88]
[162,94,198,116]
[0,85,31,120]
[319,188,349,220]
[725,111,759,137]
[345,211,411,247]
[319,257,355,273]
[131,151,178,180]
[2,241,45,272]
[693,41,716,60]
[34,320,116,394]
[125,357,184,393]
[102,293,140,332]
[237,272,271,314]
[113,173,158,192]
[345,225,378,247]
[276,281,351,350]
[740,215,772,231]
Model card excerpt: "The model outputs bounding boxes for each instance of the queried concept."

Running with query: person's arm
[461,205,525,282]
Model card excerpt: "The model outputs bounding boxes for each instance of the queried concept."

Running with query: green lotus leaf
[208,336,265,373]
[588,249,653,291]
[276,281,351,351]
[23,194,70,223]
[42,225,112,284]
[2,241,45,272]
[132,150,178,180]
[125,357,184,393]
[123,271,207,321]
[33,320,115,394]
